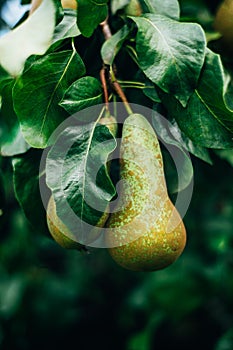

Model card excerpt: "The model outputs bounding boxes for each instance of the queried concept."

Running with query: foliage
[0,0,233,348]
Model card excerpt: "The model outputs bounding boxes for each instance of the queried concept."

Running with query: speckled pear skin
[107,114,186,271]
[47,196,109,250]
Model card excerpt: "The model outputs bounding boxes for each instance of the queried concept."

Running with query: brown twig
[100,66,109,112]
[100,18,112,40]
[100,17,133,115]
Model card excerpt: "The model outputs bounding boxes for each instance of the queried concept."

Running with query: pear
[214,0,233,50]
[47,196,84,249]
[98,113,118,137]
[47,196,109,249]
[124,0,142,16]
[106,114,186,271]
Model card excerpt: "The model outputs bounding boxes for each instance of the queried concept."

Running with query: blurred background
[0,0,233,349]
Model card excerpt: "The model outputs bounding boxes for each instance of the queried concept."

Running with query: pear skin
[47,196,109,249]
[47,196,84,249]
[107,114,186,271]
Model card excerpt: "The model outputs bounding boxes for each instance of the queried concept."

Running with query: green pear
[106,114,186,271]
[47,196,109,249]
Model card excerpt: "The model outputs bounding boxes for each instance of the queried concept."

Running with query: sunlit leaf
[130,14,206,106]
[13,50,85,148]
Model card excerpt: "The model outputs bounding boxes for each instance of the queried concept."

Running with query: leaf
[152,111,194,192]
[130,14,206,106]
[77,0,108,37]
[215,149,233,167]
[167,118,213,164]
[13,50,85,148]
[142,0,180,20]
[101,25,131,65]
[60,76,103,114]
[0,0,60,77]
[143,83,161,103]
[160,50,233,149]
[46,121,116,242]
[0,66,11,90]
[12,149,48,232]
[0,80,30,156]
[52,8,80,44]
[111,0,130,14]
[193,49,233,133]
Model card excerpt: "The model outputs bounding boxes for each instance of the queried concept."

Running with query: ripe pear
[106,114,186,271]
[214,0,233,49]
[47,196,109,249]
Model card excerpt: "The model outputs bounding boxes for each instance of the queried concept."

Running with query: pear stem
[100,66,109,112]
[100,17,133,116]
[110,67,133,115]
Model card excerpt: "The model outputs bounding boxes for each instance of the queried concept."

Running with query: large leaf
[46,121,116,242]
[60,76,103,114]
[77,0,108,37]
[142,0,180,20]
[130,14,206,106]
[0,80,30,156]
[13,50,85,148]
[101,25,131,65]
[152,112,194,193]
[193,49,233,133]
[0,0,60,77]
[161,50,233,149]
[12,149,48,232]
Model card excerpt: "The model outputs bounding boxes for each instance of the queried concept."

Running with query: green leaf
[13,50,85,149]
[142,0,180,20]
[0,80,30,156]
[46,121,116,242]
[0,0,59,77]
[111,0,130,14]
[215,149,233,167]
[167,118,213,164]
[12,149,47,232]
[101,25,131,65]
[0,66,11,90]
[52,9,80,44]
[160,50,233,149]
[143,83,161,103]
[60,76,103,114]
[192,49,233,133]
[152,112,194,192]
[77,0,108,37]
[130,14,206,106]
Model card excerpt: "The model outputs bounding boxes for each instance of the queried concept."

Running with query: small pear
[98,113,118,137]
[107,114,186,271]
[47,196,84,249]
[47,196,109,249]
